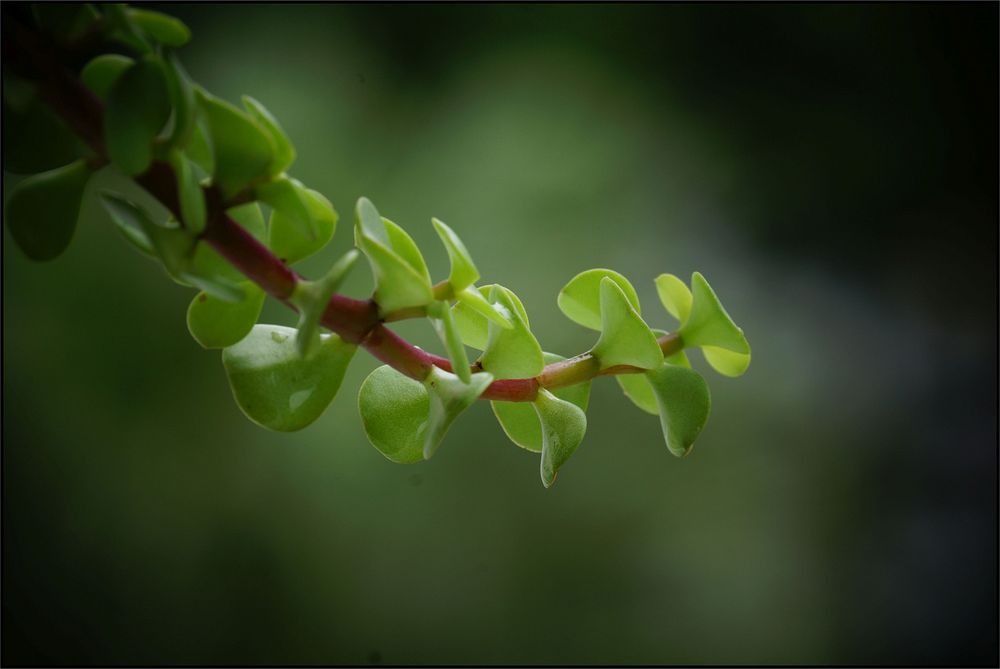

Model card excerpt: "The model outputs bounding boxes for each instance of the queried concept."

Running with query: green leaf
[491,352,591,453]
[358,365,429,464]
[187,203,266,283]
[428,301,471,383]
[535,389,588,488]
[480,285,544,380]
[196,88,275,197]
[187,282,265,349]
[678,272,751,377]
[422,367,494,459]
[616,329,690,415]
[223,324,356,432]
[655,273,693,324]
[256,175,312,237]
[645,363,711,457]
[268,188,337,264]
[167,149,206,234]
[432,217,479,292]
[127,8,191,47]
[81,54,134,100]
[558,268,641,331]
[591,277,662,370]
[290,250,359,358]
[4,159,91,261]
[354,198,433,314]
[105,56,171,175]
[162,52,197,149]
[2,97,84,174]
[186,117,214,176]
[450,285,517,349]
[242,95,295,176]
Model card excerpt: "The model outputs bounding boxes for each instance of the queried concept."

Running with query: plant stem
[5,14,686,403]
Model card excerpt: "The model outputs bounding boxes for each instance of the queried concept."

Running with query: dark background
[3,3,997,665]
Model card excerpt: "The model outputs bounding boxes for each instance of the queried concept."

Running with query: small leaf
[354,198,433,314]
[105,56,171,175]
[256,176,312,237]
[383,218,432,285]
[80,54,134,100]
[591,277,662,370]
[678,272,751,377]
[558,268,641,331]
[535,389,588,488]
[187,282,265,349]
[359,365,429,464]
[451,285,517,349]
[432,217,479,292]
[223,324,356,432]
[491,352,591,453]
[616,329,690,415]
[355,196,388,245]
[428,301,471,383]
[655,273,693,324]
[422,366,494,459]
[162,52,197,149]
[242,95,295,175]
[186,117,214,176]
[127,8,191,47]
[645,363,711,457]
[291,250,359,358]
[197,88,275,197]
[167,149,206,234]
[4,159,91,261]
[268,188,337,264]
[480,285,544,380]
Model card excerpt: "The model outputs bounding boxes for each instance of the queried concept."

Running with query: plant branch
[5,15,685,403]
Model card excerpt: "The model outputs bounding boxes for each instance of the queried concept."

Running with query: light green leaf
[354,198,433,314]
[616,329,690,414]
[423,366,494,459]
[432,217,479,292]
[480,285,544,380]
[491,352,591,453]
[428,301,471,383]
[80,54,134,100]
[223,324,356,432]
[127,8,191,47]
[268,188,337,264]
[655,273,693,324]
[358,365,429,464]
[591,277,662,370]
[558,268,641,331]
[451,284,518,349]
[291,250,359,358]
[256,175,312,237]
[167,149,205,234]
[645,363,711,457]
[197,88,275,197]
[535,389,588,488]
[242,96,295,176]
[105,56,171,175]
[678,272,751,376]
[4,159,91,261]
[187,282,265,349]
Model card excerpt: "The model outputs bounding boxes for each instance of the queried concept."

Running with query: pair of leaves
[4,160,92,261]
[657,272,751,377]
[359,365,494,463]
[104,55,171,176]
[354,197,434,314]
[261,177,338,264]
[223,325,356,432]
[451,284,543,380]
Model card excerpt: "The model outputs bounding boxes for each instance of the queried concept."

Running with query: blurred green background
[3,3,997,665]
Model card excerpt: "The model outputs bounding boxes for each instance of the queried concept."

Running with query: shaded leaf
[616,329,690,415]
[167,149,206,234]
[535,389,588,488]
[2,97,84,173]
[187,281,265,349]
[558,268,640,331]
[196,88,275,197]
[242,95,295,175]
[80,54,134,100]
[105,56,171,175]
[256,175,312,238]
[591,277,662,370]
[645,363,711,457]
[223,324,356,431]
[354,198,433,314]
[4,159,91,261]
[268,188,337,264]
[162,52,196,149]
[128,8,191,47]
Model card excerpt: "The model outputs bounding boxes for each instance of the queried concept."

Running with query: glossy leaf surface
[645,363,711,457]
[187,282,265,349]
[591,278,662,370]
[492,353,591,453]
[678,272,751,377]
[558,268,640,331]
[223,325,356,432]
[359,365,429,464]
[105,56,171,175]
[535,389,588,488]
[4,159,90,261]
[480,285,544,380]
